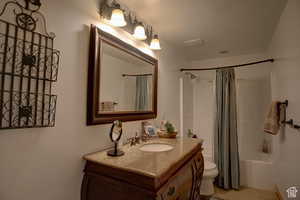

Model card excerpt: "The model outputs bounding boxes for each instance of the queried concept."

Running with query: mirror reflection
[99,40,154,113]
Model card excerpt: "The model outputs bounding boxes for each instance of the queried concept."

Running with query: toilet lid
[204,161,216,170]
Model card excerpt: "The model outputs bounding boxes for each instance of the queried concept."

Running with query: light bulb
[150,35,161,50]
[133,23,147,40]
[110,5,127,27]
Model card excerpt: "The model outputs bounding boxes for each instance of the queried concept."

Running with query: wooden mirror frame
[87,25,158,125]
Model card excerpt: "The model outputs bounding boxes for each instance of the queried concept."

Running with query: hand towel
[100,101,115,112]
[264,101,281,135]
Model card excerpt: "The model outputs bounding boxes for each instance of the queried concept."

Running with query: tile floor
[209,186,278,200]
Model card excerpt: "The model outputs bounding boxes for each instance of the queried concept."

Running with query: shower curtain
[135,76,148,111]
[214,68,240,190]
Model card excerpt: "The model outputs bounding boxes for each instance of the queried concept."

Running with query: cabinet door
[157,151,204,200]
[190,151,204,200]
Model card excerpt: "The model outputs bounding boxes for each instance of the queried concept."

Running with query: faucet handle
[141,131,151,142]
[128,136,139,146]
[135,132,140,144]
[129,137,136,146]
[127,137,134,145]
[127,133,142,146]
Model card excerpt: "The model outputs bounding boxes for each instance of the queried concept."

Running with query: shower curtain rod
[122,73,153,77]
[180,58,274,72]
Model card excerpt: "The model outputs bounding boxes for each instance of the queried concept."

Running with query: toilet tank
[203,153,213,162]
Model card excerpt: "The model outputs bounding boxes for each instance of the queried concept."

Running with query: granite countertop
[83,138,203,179]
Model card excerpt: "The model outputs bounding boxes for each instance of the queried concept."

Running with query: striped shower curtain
[214,68,240,190]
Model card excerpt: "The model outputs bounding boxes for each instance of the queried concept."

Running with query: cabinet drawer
[157,151,204,200]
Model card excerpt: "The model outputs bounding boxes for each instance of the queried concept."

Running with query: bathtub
[240,159,275,191]
[204,153,275,191]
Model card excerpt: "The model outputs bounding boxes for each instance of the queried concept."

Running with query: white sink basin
[139,143,174,152]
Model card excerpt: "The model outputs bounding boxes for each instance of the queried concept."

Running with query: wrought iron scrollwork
[16,13,36,31]
[2,90,57,128]
[28,0,41,7]
[0,0,59,129]
[0,0,54,37]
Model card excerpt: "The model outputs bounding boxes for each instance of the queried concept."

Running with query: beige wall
[0,0,184,200]
[268,0,300,198]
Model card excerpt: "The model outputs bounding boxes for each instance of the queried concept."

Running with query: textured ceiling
[120,0,287,60]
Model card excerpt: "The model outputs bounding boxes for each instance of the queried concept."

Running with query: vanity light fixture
[110,4,127,27]
[100,0,161,50]
[150,34,161,50]
[133,22,147,40]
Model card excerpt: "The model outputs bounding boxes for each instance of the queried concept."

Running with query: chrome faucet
[141,131,151,142]
[128,131,152,146]
[128,132,141,146]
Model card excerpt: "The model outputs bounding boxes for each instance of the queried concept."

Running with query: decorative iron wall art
[0,0,60,129]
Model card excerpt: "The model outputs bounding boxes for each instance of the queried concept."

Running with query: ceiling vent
[219,50,229,54]
[183,38,205,47]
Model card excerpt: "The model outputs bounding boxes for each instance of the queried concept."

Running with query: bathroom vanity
[81,138,204,200]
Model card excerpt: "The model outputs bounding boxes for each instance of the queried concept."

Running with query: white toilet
[200,157,219,196]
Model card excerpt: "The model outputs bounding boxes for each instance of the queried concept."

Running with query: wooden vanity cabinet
[81,149,204,200]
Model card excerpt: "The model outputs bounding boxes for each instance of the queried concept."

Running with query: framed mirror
[87,25,158,125]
